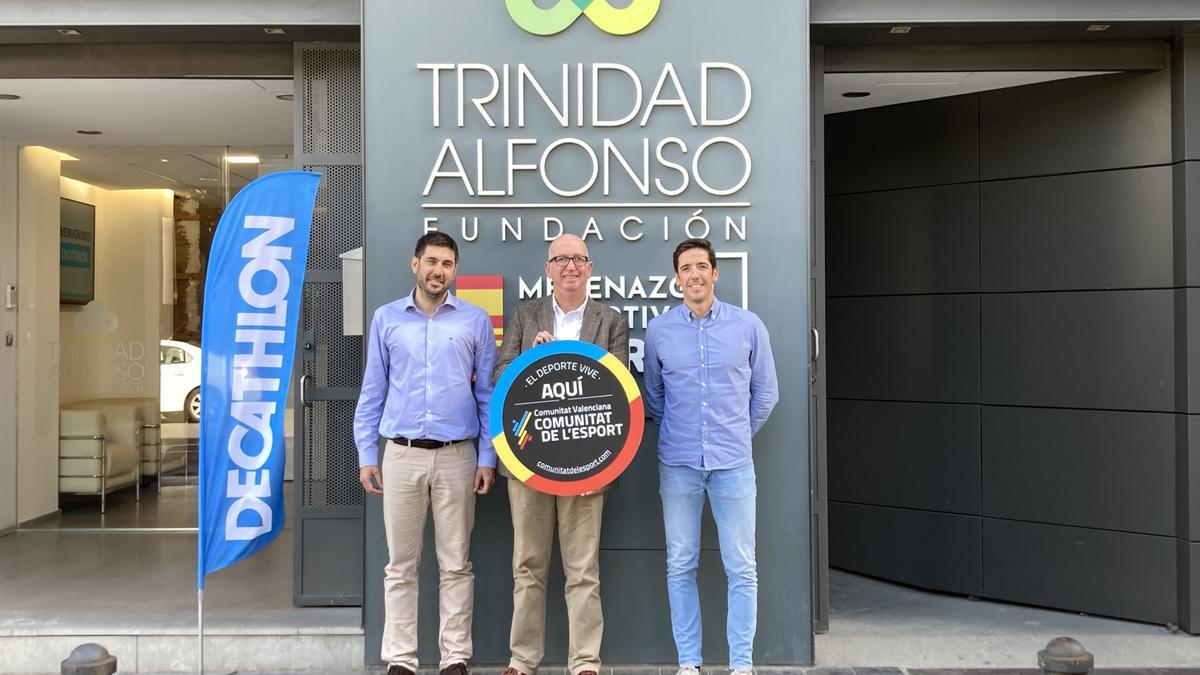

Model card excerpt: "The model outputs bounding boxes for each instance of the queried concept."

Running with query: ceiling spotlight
[889,26,912,34]
[842,91,872,98]
[1086,24,1111,32]
[75,129,102,135]
[57,28,82,36]
[264,27,286,35]
[0,94,19,101]
[161,158,169,163]
[276,93,295,101]
[226,154,260,164]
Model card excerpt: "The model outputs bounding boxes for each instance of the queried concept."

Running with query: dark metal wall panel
[827,295,980,402]
[983,518,1177,624]
[827,184,980,296]
[1190,415,1200,541]
[826,94,978,195]
[1190,289,1200,414]
[829,502,982,595]
[1172,163,1200,288]
[979,70,1172,181]
[299,515,364,601]
[1184,541,1200,631]
[981,290,1176,412]
[828,400,980,514]
[1174,35,1200,163]
[982,406,1176,536]
[981,167,1174,292]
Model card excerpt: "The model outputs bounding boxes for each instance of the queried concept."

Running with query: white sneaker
[730,669,753,675]
[676,667,700,675]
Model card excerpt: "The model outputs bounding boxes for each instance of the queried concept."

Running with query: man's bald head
[548,233,588,260]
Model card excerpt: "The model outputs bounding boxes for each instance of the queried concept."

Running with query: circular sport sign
[491,340,643,496]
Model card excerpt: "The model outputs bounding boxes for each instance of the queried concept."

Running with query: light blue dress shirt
[643,298,779,471]
[353,290,498,468]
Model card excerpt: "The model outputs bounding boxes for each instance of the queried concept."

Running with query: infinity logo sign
[506,0,661,36]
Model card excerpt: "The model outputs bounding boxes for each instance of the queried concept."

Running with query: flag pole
[197,587,205,674]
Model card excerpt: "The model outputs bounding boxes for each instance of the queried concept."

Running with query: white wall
[16,146,61,523]
[0,141,18,532]
[58,178,168,406]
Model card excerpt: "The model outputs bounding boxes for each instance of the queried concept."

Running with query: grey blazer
[492,296,631,483]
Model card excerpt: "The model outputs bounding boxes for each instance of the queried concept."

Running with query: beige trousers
[507,478,606,675]
[381,440,477,670]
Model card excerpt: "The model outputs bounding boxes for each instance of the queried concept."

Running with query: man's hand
[474,467,495,494]
[532,330,556,345]
[360,465,384,496]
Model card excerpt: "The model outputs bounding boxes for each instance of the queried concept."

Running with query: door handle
[299,374,307,407]
[4,284,14,310]
[811,327,820,362]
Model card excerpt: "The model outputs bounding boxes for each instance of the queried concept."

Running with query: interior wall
[0,140,17,533]
[825,69,1184,626]
[16,146,61,523]
[58,177,167,407]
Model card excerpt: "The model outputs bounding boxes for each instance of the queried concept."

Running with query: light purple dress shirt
[353,290,498,468]
[643,298,779,471]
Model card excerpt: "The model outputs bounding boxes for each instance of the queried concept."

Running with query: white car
[160,339,202,423]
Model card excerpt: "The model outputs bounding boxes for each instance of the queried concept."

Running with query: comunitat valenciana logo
[506,0,660,36]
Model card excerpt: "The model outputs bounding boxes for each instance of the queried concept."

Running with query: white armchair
[59,407,141,513]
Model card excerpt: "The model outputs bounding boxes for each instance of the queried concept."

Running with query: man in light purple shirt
[643,238,779,675]
[354,232,497,675]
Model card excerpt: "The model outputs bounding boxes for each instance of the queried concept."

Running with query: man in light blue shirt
[354,232,497,675]
[643,238,779,675]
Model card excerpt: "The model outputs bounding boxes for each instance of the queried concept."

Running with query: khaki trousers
[507,478,605,675]
[381,440,477,670]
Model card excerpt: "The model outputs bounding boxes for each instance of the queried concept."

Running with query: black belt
[390,436,470,449]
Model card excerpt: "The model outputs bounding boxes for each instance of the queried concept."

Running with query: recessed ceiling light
[57,28,82,36]
[276,93,295,101]
[1086,24,1111,32]
[0,94,19,101]
[889,26,912,34]
[75,129,102,135]
[161,158,169,163]
[842,91,871,98]
[264,27,286,35]
[199,177,219,182]
[226,154,260,164]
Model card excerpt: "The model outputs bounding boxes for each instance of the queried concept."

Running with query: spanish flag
[456,275,504,347]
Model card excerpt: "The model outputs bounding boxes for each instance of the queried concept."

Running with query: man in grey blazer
[494,233,629,675]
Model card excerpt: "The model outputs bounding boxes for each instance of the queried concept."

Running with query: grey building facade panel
[827,184,980,297]
[981,290,1176,412]
[828,400,980,514]
[983,518,1177,624]
[979,70,1172,181]
[981,167,1174,292]
[811,1,1200,24]
[826,94,978,195]
[981,406,1176,537]
[829,502,982,595]
[0,1,359,26]
[827,295,981,403]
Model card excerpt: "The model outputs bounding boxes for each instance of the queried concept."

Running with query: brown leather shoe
[501,668,528,675]
[387,666,415,675]
[440,664,469,675]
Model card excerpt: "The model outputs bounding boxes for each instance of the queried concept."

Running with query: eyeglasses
[548,255,591,267]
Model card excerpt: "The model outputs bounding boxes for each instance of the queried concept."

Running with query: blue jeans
[659,462,757,669]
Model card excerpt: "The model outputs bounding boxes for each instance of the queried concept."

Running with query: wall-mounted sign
[60,198,95,305]
[491,340,643,495]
